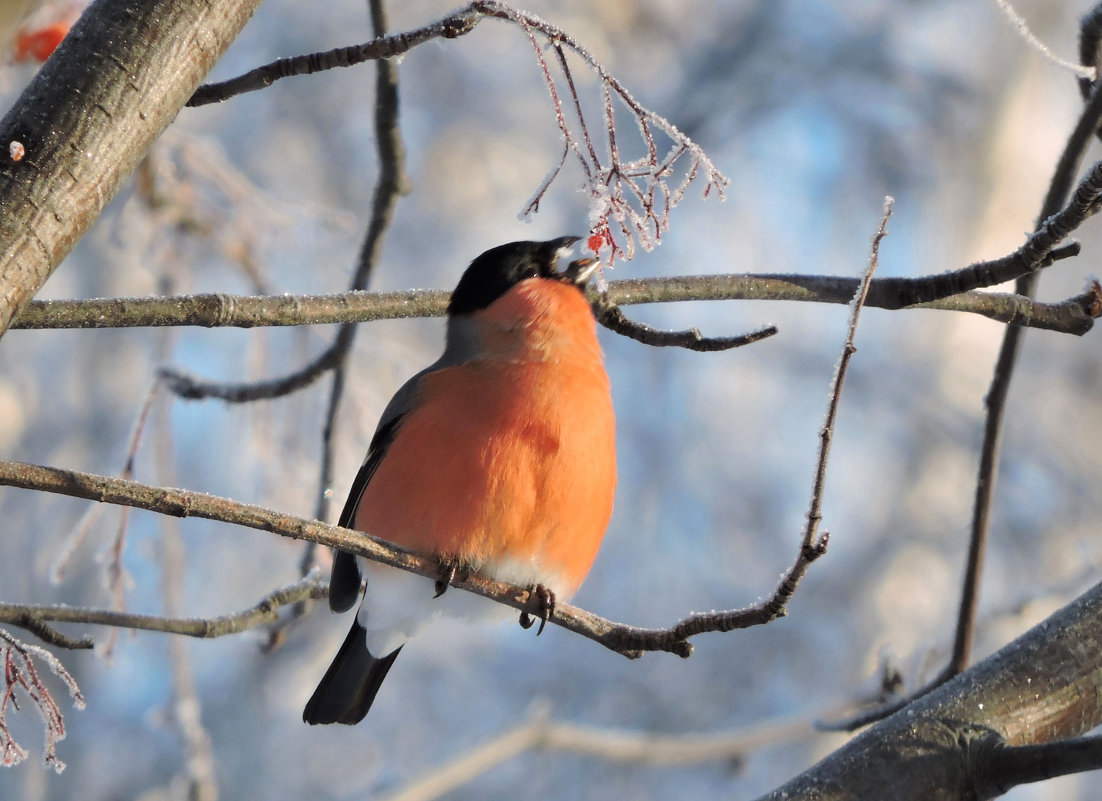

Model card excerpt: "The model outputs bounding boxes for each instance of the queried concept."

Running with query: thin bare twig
[154,360,218,801]
[157,328,349,402]
[279,0,412,628]
[803,198,891,551]
[185,9,483,106]
[314,0,407,526]
[0,575,328,646]
[47,382,161,658]
[946,53,1102,682]
[593,299,777,351]
[49,383,159,583]
[751,198,894,625]
[990,0,1095,79]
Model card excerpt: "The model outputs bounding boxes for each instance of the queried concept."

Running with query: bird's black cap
[448,237,584,316]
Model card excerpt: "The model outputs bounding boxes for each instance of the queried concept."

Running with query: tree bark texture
[760,581,1102,800]
[0,0,263,337]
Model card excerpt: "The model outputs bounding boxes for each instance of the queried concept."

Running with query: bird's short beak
[562,257,600,287]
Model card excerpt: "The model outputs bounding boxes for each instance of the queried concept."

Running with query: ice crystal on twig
[474,2,728,266]
[1,628,85,773]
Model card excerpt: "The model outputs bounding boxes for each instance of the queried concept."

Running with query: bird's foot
[519,584,556,636]
[434,557,468,598]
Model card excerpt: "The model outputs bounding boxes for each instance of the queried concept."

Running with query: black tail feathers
[303,621,401,725]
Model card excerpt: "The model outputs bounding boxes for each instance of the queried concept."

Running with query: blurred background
[2,0,1101,798]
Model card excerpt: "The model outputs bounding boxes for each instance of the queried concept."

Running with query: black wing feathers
[327,415,404,612]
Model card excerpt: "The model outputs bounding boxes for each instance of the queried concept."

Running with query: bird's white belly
[355,557,565,656]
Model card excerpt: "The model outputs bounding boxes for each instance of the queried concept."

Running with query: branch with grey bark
[757,581,1102,801]
[0,0,263,338]
[0,459,827,659]
[9,272,1100,334]
[0,575,329,650]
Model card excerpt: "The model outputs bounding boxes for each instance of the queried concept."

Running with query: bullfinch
[303,237,617,725]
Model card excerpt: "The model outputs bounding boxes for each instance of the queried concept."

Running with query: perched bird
[303,237,617,725]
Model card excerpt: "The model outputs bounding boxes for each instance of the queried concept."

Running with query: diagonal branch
[157,324,351,402]
[186,8,483,107]
[0,0,264,339]
[758,581,1102,800]
[0,459,830,659]
[803,198,891,551]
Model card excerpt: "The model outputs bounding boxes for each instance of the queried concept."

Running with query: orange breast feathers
[353,278,616,596]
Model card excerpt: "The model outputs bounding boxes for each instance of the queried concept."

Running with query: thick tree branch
[759,581,1102,800]
[0,0,263,339]
[971,732,1102,799]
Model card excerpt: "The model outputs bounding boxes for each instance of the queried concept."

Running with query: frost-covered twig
[491,1,727,264]
[50,384,160,659]
[803,197,891,553]
[0,628,84,773]
[991,0,1095,79]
